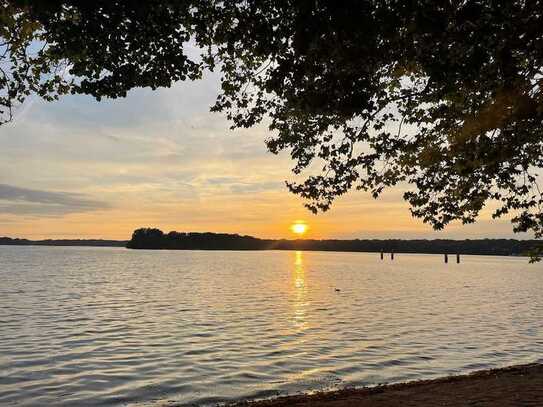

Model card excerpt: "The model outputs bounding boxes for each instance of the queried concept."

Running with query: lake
[0,246,542,406]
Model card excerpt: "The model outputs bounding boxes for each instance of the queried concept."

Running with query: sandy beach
[232,363,543,407]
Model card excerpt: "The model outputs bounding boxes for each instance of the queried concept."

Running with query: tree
[127,228,165,249]
[2,1,543,255]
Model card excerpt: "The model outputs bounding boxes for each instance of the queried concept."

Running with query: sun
[290,221,308,236]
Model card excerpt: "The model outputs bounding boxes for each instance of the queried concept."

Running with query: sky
[0,71,525,240]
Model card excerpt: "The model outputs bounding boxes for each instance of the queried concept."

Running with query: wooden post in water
[391,250,394,260]
[380,250,384,260]
[444,253,448,263]
[456,253,460,263]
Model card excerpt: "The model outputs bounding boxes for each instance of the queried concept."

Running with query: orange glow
[290,221,308,236]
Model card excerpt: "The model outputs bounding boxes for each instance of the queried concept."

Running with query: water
[0,246,542,406]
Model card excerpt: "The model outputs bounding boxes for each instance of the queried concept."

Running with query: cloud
[199,176,283,194]
[229,181,283,194]
[0,184,109,216]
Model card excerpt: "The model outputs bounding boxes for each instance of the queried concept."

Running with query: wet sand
[232,363,543,407]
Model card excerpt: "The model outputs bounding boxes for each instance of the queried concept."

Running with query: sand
[231,363,543,407]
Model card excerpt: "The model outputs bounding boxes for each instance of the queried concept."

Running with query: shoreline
[230,363,543,407]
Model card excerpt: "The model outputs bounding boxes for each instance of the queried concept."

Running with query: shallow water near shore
[1,246,542,406]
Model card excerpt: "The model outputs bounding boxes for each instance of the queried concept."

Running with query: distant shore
[1,230,540,257]
[231,363,543,407]
[126,228,539,257]
[0,237,127,247]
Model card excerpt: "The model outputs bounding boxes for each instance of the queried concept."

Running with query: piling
[444,253,448,263]
[456,253,460,263]
[391,250,394,260]
[380,250,384,260]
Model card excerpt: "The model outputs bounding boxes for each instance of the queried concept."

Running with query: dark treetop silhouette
[2,1,543,254]
[125,228,541,257]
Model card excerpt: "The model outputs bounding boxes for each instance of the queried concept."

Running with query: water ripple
[0,247,541,406]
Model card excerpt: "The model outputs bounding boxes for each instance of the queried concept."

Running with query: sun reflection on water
[292,251,308,329]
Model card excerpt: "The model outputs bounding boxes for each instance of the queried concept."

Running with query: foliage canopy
[2,1,543,248]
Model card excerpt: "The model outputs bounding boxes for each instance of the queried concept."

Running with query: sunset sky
[0,71,521,240]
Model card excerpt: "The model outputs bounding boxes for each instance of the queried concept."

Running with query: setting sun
[290,222,308,236]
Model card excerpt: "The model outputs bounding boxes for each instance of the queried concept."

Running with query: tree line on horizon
[0,237,127,247]
[126,228,540,257]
